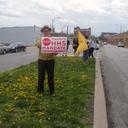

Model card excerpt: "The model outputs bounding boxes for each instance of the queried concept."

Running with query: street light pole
[51,17,61,33]
[51,19,54,32]
[67,25,69,36]
[120,25,122,41]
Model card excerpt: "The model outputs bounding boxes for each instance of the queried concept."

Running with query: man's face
[43,29,50,37]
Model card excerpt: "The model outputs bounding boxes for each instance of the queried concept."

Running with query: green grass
[0,57,95,128]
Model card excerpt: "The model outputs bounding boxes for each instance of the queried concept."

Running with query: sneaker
[37,90,44,96]
[50,93,56,97]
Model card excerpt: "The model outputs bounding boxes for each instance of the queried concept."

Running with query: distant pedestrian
[67,39,70,51]
[35,25,56,96]
[64,39,70,56]
[73,37,78,54]
[89,40,96,58]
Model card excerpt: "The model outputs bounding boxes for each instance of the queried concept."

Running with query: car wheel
[23,48,26,51]
[15,49,18,53]
[3,50,6,54]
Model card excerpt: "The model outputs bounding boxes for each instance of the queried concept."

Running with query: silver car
[117,42,125,47]
[0,43,8,54]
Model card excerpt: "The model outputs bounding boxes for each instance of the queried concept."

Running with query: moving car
[7,42,26,53]
[0,43,8,55]
[117,42,125,47]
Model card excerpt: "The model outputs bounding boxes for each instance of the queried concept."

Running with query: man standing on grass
[35,25,56,96]
[73,37,78,54]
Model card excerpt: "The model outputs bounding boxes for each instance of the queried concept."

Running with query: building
[74,26,91,38]
[0,26,42,45]
[108,32,128,46]
[100,32,117,42]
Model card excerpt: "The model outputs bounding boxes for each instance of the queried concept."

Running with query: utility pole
[115,24,123,42]
[67,25,69,37]
[120,25,122,42]
[51,17,61,33]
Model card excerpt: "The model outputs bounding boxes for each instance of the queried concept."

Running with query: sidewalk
[64,48,108,127]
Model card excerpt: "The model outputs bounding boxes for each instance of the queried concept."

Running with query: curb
[93,57,108,128]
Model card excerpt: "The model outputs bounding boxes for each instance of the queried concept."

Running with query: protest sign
[41,37,67,53]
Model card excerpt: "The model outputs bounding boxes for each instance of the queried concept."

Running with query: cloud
[35,0,64,14]
[0,9,23,17]
[0,0,128,35]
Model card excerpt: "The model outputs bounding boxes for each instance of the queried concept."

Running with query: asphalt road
[100,44,128,128]
[0,45,75,73]
[0,47,38,72]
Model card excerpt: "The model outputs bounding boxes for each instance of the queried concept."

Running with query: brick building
[108,32,128,46]
[74,26,91,38]
[100,32,117,42]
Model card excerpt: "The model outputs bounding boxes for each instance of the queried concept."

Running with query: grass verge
[0,57,95,128]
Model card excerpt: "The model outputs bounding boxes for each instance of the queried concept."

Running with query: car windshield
[8,43,16,47]
[0,43,6,47]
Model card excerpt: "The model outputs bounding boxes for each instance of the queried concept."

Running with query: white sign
[41,37,67,53]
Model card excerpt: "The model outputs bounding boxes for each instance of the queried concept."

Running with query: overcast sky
[0,0,128,35]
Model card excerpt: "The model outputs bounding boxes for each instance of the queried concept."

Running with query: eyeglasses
[43,30,49,32]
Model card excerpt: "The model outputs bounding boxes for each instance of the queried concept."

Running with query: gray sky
[0,0,128,35]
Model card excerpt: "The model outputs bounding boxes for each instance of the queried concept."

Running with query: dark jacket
[73,38,78,49]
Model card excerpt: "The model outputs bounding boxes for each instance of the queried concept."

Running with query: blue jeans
[83,50,89,62]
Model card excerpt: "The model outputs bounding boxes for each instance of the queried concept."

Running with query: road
[0,45,74,72]
[100,44,128,128]
[0,47,38,72]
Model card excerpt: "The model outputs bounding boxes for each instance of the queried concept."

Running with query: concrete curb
[93,57,108,128]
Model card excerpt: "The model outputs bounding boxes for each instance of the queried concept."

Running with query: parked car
[0,43,8,54]
[117,42,125,47]
[7,42,26,53]
[103,42,107,45]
